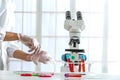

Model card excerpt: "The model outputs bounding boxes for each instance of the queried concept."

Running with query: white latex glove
[31,48,51,65]
[18,33,40,52]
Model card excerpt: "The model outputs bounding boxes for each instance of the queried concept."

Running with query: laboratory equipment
[0,70,120,80]
[61,11,87,73]
[65,73,82,77]
[20,72,54,77]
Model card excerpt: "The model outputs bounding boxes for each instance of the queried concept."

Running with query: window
[41,0,105,73]
[9,0,120,74]
[9,0,37,71]
[107,0,120,74]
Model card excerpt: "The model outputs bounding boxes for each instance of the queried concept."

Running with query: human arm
[4,32,50,64]
[3,32,40,52]
[7,47,51,64]
[13,50,32,61]
[3,32,19,41]
[13,50,51,64]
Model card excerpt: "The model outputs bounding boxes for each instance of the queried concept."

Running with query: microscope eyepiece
[77,11,82,20]
[66,11,71,20]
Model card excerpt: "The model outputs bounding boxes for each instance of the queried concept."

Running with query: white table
[0,71,120,80]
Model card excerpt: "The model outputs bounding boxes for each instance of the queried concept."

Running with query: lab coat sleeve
[0,0,16,41]
[6,42,20,57]
[0,27,6,41]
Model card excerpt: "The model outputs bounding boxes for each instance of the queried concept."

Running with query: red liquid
[65,73,82,77]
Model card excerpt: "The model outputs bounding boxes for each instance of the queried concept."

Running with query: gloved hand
[30,48,51,65]
[18,33,40,52]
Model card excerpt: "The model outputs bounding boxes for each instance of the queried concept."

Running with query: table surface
[0,71,120,80]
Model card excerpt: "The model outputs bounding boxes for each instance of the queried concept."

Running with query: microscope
[61,11,87,73]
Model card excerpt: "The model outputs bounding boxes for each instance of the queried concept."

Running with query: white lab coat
[0,0,15,70]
